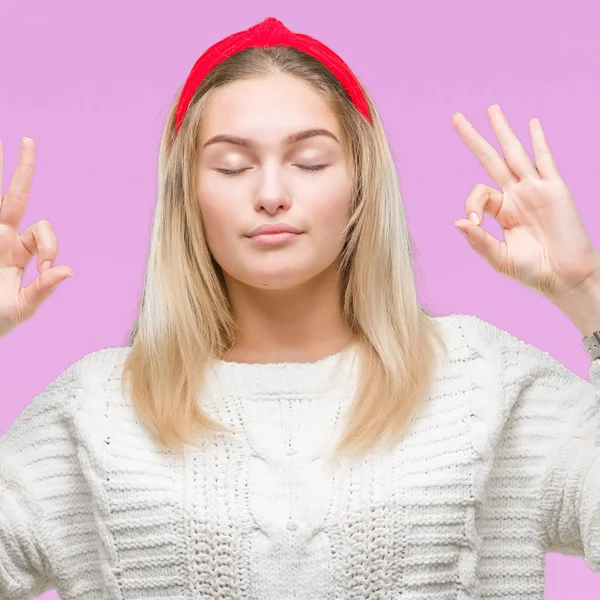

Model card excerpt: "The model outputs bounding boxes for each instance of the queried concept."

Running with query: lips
[246,223,303,237]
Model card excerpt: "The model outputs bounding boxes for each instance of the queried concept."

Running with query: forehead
[200,74,342,140]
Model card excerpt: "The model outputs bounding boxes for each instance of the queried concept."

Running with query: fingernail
[455,224,468,238]
[40,260,51,272]
[469,212,480,225]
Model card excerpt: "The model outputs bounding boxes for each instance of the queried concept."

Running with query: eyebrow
[202,127,340,149]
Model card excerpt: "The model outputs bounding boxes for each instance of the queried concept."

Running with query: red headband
[175,16,371,133]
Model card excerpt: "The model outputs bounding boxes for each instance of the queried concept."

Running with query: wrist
[552,262,600,338]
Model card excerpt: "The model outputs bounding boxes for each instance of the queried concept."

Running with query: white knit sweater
[1,313,599,599]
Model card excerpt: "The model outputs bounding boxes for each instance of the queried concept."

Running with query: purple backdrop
[1,0,599,597]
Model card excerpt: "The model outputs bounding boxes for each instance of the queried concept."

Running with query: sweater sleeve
[0,360,81,599]
[465,314,600,573]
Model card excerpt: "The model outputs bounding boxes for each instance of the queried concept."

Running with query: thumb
[454,219,507,273]
[19,266,74,321]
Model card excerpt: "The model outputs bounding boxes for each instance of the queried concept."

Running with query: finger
[486,104,540,180]
[452,111,518,189]
[0,139,4,201]
[453,217,508,274]
[529,117,562,181]
[19,267,74,322]
[0,138,35,230]
[463,183,504,226]
[19,220,58,272]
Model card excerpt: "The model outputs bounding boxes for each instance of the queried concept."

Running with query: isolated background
[1,0,599,597]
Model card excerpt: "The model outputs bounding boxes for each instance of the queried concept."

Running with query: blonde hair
[121,45,448,461]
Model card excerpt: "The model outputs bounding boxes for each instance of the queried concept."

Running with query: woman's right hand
[0,138,74,338]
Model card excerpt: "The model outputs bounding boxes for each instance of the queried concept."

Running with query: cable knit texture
[1,313,599,599]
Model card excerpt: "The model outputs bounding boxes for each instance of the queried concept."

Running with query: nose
[253,164,292,214]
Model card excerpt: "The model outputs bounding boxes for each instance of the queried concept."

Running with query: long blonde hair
[121,45,448,460]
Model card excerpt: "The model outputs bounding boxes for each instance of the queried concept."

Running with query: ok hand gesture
[0,138,74,338]
[452,104,600,305]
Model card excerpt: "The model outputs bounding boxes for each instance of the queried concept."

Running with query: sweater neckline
[205,341,361,397]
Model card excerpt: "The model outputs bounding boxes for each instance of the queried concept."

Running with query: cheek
[198,192,237,246]
[310,184,352,246]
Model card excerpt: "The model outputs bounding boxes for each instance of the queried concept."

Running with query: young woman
[1,15,599,600]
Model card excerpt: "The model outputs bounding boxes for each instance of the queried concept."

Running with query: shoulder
[431,312,591,405]
[424,313,593,464]
[432,311,557,365]
[427,312,577,412]
[38,345,131,401]
[2,346,132,440]
[431,311,521,344]
[0,347,132,472]
[70,345,132,384]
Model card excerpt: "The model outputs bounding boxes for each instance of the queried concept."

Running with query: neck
[223,262,354,364]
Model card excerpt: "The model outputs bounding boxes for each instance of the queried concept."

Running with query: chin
[246,272,311,290]
[235,263,320,290]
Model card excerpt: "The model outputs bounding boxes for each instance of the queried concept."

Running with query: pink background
[1,0,599,597]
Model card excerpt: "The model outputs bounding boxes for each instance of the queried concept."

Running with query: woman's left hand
[452,104,600,305]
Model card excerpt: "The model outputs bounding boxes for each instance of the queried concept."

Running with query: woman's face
[197,73,352,291]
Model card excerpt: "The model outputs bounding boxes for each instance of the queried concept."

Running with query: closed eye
[216,165,328,176]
